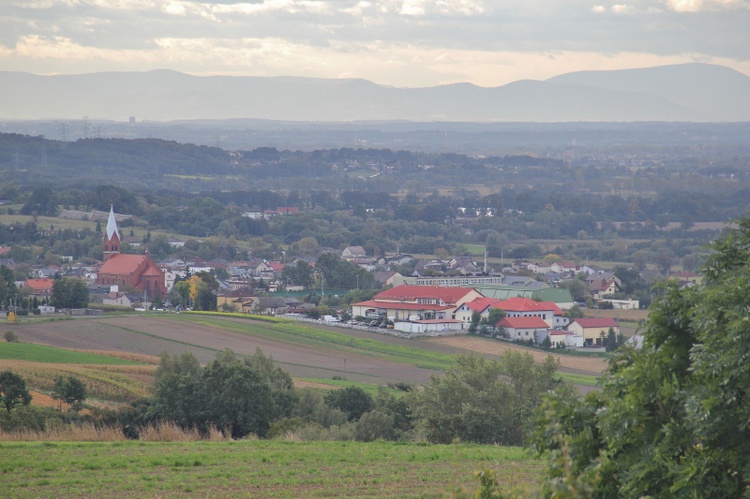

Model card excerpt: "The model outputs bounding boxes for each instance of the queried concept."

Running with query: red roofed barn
[97,206,167,299]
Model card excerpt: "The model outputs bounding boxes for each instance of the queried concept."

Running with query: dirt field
[10,315,447,385]
[426,336,608,375]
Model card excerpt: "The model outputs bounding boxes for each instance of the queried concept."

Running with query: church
[97,206,168,299]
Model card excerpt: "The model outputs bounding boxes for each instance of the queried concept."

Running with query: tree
[0,371,32,413]
[281,260,315,289]
[51,375,87,411]
[529,217,750,497]
[468,310,481,333]
[409,352,559,445]
[324,386,374,422]
[51,278,89,309]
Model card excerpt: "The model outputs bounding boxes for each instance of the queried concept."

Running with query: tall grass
[0,421,228,442]
[0,422,126,442]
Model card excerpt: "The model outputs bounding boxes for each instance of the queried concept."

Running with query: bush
[3,331,18,342]
[355,411,396,442]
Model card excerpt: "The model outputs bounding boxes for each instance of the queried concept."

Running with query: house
[351,284,483,322]
[454,297,504,323]
[35,266,61,278]
[102,291,142,308]
[497,316,550,342]
[22,278,55,297]
[588,278,618,300]
[250,296,288,315]
[495,297,559,328]
[96,206,167,299]
[549,330,584,348]
[217,288,255,311]
[567,317,620,347]
[342,246,367,261]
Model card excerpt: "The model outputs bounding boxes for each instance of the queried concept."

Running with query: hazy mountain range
[1,63,748,122]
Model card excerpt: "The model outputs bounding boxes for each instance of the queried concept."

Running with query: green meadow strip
[558,372,600,387]
[296,378,408,396]
[0,440,543,497]
[0,343,141,365]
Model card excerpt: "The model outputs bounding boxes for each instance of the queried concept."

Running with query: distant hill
[0,63,748,122]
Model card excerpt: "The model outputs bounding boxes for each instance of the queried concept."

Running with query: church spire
[103,205,121,261]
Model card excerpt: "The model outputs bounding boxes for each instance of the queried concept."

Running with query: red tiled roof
[268,262,284,271]
[463,297,504,312]
[352,299,453,312]
[374,285,477,304]
[571,318,619,328]
[498,316,550,329]
[99,254,149,275]
[538,301,564,315]
[24,278,55,291]
[497,297,556,312]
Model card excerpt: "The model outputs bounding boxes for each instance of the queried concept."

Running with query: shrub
[4,331,18,342]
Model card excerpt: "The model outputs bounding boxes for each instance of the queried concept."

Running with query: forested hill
[0,132,563,191]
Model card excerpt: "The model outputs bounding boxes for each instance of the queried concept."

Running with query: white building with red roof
[495,297,569,328]
[567,317,620,347]
[453,296,504,323]
[351,284,482,322]
[497,316,550,342]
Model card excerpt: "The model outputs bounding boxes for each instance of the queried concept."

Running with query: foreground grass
[0,440,542,497]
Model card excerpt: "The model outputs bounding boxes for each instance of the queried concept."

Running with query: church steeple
[103,205,121,261]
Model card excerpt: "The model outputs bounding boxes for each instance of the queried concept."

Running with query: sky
[1,0,749,88]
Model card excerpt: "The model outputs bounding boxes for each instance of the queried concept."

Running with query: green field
[0,440,543,497]
[0,343,142,365]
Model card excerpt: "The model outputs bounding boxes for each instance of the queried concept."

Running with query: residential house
[497,316,550,342]
[22,278,55,298]
[351,284,483,322]
[566,317,620,347]
[251,296,288,315]
[35,265,61,278]
[454,297,504,323]
[494,297,559,328]
[102,291,142,308]
[342,246,367,261]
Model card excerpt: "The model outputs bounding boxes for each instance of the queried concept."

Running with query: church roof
[106,205,119,241]
[99,254,150,275]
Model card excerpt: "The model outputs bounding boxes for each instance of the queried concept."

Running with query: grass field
[0,440,543,497]
[0,343,145,365]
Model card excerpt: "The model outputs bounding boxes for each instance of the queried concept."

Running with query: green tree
[281,260,315,289]
[51,278,89,309]
[324,386,374,422]
[51,375,87,411]
[0,371,32,413]
[468,310,481,333]
[529,217,750,497]
[409,352,559,445]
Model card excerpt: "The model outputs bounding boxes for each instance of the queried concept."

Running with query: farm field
[6,314,459,385]
[428,336,608,376]
[0,440,543,498]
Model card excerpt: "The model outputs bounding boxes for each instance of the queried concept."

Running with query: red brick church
[97,206,167,299]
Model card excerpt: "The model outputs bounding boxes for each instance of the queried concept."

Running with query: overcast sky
[1,0,748,87]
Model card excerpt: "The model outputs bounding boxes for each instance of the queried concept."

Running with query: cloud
[0,0,748,86]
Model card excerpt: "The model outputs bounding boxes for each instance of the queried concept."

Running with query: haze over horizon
[2,0,749,88]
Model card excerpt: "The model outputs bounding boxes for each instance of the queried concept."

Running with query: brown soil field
[584,308,649,322]
[426,336,608,375]
[11,315,450,385]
